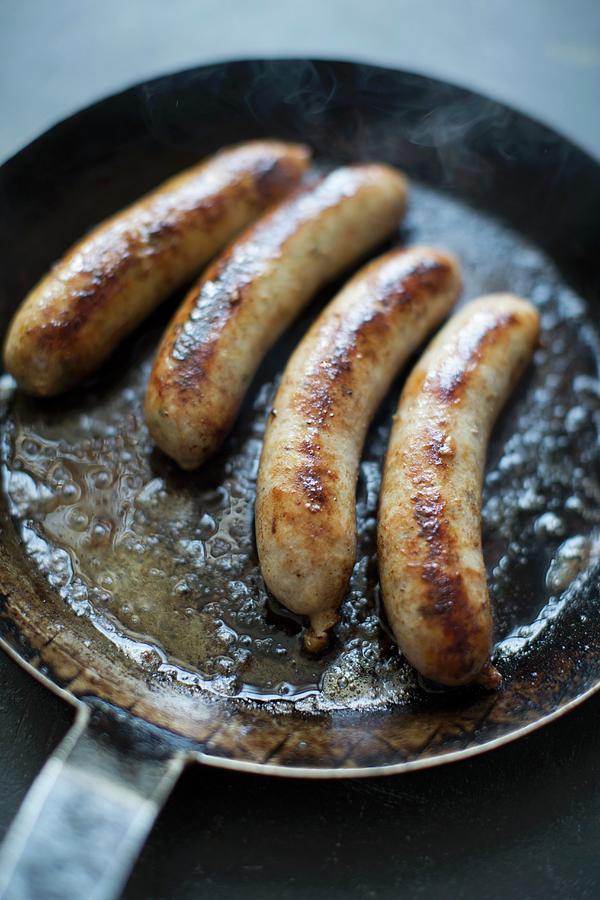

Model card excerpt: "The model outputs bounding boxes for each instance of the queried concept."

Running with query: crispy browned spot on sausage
[292,255,453,515]
[32,255,139,351]
[296,462,328,512]
[296,258,452,421]
[294,434,340,512]
[163,248,255,399]
[148,154,304,246]
[397,308,521,680]
[424,426,454,468]
[36,153,302,356]
[291,337,353,511]
[429,312,517,403]
[252,154,307,201]
[164,179,333,395]
[409,467,484,680]
[378,255,452,309]
[291,333,356,511]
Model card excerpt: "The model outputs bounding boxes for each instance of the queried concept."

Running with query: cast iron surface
[0,60,599,775]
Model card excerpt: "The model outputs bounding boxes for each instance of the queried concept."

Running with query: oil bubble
[534,512,566,539]
[546,536,591,593]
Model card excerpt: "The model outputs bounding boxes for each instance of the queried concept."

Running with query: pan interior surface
[0,59,599,773]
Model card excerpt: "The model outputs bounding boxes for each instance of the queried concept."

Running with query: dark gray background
[1,2,599,898]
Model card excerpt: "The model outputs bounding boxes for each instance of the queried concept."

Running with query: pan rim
[2,629,600,778]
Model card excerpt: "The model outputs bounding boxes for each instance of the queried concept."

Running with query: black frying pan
[0,58,599,900]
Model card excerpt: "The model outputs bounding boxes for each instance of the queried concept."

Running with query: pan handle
[0,703,186,900]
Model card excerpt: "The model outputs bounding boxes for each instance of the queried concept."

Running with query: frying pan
[0,58,599,900]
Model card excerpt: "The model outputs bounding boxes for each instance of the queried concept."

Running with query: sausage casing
[377,294,540,686]
[4,141,310,396]
[255,246,461,648]
[145,164,408,469]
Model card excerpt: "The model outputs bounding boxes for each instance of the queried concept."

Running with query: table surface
[1,2,599,898]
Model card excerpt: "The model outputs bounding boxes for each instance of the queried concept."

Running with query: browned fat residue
[431,313,517,403]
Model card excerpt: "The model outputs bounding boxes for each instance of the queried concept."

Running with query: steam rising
[137,58,567,206]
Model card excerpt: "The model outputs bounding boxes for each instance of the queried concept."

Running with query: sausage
[377,294,540,687]
[255,246,462,651]
[145,164,408,470]
[4,141,310,396]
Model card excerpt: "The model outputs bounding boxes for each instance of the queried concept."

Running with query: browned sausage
[145,164,408,469]
[377,294,540,687]
[255,246,461,650]
[4,141,310,396]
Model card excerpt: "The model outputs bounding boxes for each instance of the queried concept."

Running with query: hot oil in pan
[2,182,600,712]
